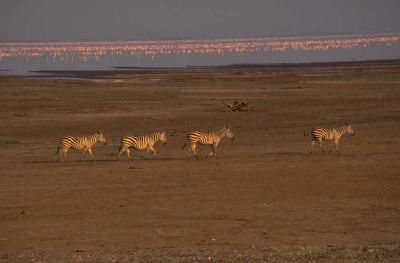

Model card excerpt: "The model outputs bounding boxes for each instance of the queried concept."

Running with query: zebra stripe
[183,126,234,157]
[117,131,167,160]
[305,123,355,153]
[57,131,107,161]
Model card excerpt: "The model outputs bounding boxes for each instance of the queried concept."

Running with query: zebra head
[221,126,235,140]
[344,123,355,136]
[159,131,167,144]
[97,130,107,144]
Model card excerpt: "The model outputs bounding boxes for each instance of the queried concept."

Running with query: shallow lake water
[0,34,399,75]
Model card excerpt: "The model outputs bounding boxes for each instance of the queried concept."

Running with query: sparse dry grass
[0,137,19,145]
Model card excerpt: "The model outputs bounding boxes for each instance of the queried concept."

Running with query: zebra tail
[56,145,60,155]
[182,142,187,150]
[118,137,124,152]
[118,145,125,156]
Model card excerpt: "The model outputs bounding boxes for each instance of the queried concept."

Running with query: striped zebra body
[305,123,355,153]
[117,131,167,160]
[57,131,107,161]
[183,126,234,157]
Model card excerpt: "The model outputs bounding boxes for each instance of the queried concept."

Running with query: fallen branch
[219,100,252,112]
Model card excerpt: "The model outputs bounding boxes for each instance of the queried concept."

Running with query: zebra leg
[208,145,214,157]
[62,149,68,161]
[144,148,150,159]
[210,143,218,157]
[334,139,340,154]
[57,148,63,162]
[126,148,132,161]
[117,149,123,160]
[310,140,315,153]
[117,147,127,160]
[80,150,85,161]
[190,143,198,158]
[149,147,157,158]
[88,148,94,161]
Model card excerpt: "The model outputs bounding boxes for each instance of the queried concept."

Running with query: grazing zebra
[183,126,234,157]
[57,131,107,161]
[304,123,355,153]
[117,131,167,160]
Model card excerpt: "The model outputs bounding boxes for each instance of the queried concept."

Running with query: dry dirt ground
[1,61,400,262]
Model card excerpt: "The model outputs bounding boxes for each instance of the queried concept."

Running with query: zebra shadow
[17,157,190,163]
[114,156,187,161]
[272,152,356,157]
[17,159,118,163]
[17,160,56,164]
[261,151,308,156]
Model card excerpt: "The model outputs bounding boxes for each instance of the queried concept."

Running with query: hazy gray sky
[1,0,399,43]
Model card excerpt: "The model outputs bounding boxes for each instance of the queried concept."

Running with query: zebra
[56,131,107,161]
[304,123,355,153]
[117,131,167,160]
[183,126,234,157]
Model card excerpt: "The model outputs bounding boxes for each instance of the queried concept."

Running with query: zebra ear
[345,122,349,126]
[98,130,102,134]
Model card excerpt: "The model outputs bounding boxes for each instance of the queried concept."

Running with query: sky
[1,0,400,43]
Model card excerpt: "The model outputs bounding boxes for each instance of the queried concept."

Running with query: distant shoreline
[120,58,400,70]
[1,58,399,80]
[22,59,400,79]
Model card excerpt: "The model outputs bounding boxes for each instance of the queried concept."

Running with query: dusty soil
[1,61,400,262]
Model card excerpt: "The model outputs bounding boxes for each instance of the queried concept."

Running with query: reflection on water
[0,34,399,74]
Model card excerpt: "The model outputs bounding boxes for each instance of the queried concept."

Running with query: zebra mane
[90,132,101,138]
[216,126,230,136]
[87,133,102,142]
[336,124,349,135]
[218,126,230,131]
[83,133,104,144]
[151,131,165,139]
